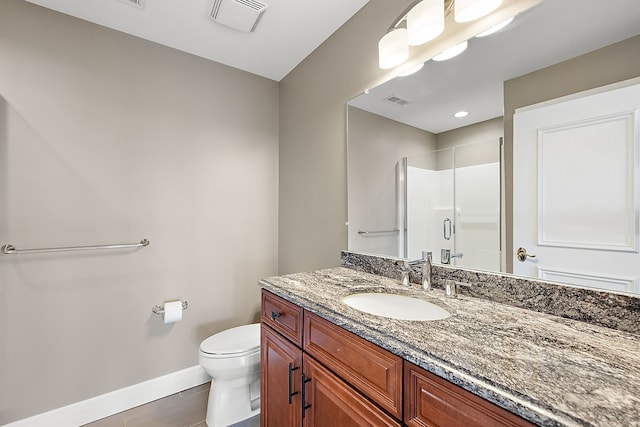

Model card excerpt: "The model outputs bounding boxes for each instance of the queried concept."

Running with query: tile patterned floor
[82,383,259,427]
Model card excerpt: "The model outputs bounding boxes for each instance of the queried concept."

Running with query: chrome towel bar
[1,239,150,255]
[357,229,399,235]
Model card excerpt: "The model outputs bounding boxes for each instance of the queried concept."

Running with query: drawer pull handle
[301,374,312,419]
[287,363,299,404]
[270,311,281,321]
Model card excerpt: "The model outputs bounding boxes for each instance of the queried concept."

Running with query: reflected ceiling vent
[210,0,268,33]
[119,0,144,8]
[384,95,411,106]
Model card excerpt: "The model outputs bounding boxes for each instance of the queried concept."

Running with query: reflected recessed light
[433,41,468,61]
[454,111,469,118]
[475,16,514,37]
[398,63,424,77]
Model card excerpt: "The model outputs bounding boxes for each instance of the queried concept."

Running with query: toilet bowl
[199,323,261,427]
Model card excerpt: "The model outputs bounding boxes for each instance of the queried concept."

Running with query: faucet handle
[444,280,471,298]
[400,268,411,286]
[441,249,450,264]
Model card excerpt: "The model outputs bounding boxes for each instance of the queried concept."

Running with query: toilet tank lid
[200,323,260,355]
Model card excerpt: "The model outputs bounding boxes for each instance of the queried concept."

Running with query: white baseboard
[3,366,210,427]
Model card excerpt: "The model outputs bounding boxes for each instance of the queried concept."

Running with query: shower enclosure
[399,139,501,270]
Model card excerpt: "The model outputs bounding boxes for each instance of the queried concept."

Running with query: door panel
[513,81,640,293]
[302,355,400,427]
[261,324,302,427]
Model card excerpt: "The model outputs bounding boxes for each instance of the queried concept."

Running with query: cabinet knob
[270,311,282,321]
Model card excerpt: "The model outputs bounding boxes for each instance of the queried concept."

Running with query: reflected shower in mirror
[347,102,502,269]
[404,139,501,271]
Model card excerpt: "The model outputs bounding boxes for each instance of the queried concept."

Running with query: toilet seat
[200,323,260,357]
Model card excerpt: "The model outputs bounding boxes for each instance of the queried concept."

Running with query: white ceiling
[349,0,640,134]
[23,0,369,81]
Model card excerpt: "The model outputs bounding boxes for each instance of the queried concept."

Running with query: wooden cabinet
[404,362,535,427]
[304,311,403,419]
[261,324,302,427]
[261,290,303,346]
[262,289,535,427]
[261,290,400,427]
[302,354,400,427]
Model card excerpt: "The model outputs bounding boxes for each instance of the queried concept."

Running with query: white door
[513,80,640,294]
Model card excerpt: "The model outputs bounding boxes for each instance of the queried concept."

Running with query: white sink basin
[341,293,451,321]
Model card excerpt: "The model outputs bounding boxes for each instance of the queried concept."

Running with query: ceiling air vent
[384,95,410,106]
[210,0,268,33]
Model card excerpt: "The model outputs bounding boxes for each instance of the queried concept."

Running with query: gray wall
[278,0,416,273]
[503,34,640,272]
[0,1,278,423]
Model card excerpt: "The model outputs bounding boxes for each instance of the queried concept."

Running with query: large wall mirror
[347,0,640,294]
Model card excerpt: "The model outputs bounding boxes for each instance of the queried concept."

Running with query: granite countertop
[260,267,640,427]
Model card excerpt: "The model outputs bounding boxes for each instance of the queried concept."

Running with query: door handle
[287,363,299,404]
[516,247,536,262]
[301,374,312,419]
[443,218,451,240]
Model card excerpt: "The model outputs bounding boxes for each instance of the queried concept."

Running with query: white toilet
[199,323,261,427]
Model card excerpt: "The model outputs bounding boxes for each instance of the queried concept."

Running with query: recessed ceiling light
[475,16,515,37]
[454,111,469,118]
[433,41,468,61]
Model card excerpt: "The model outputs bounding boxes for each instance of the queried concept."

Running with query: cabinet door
[304,312,403,419]
[261,324,302,427]
[404,362,535,427]
[302,354,400,427]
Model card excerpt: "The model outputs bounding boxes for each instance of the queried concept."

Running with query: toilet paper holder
[152,300,188,315]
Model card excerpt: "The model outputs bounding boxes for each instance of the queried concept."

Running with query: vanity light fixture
[378,0,504,69]
[379,27,410,69]
[432,40,468,61]
[455,0,503,23]
[398,62,425,76]
[475,16,514,37]
[407,0,446,46]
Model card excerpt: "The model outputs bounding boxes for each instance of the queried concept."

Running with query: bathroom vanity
[259,258,640,427]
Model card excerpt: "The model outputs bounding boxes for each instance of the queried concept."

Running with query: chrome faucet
[405,251,432,290]
[440,249,463,265]
[444,279,472,298]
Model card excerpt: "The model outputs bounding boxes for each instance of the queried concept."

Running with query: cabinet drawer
[302,354,401,427]
[303,312,403,419]
[261,289,304,347]
[404,362,536,427]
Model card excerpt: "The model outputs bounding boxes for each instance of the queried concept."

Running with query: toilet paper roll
[163,300,183,324]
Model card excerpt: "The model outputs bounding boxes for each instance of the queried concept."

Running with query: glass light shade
[455,0,503,23]
[407,0,445,46]
[398,63,424,77]
[378,28,409,69]
[432,40,468,61]
[475,16,514,37]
